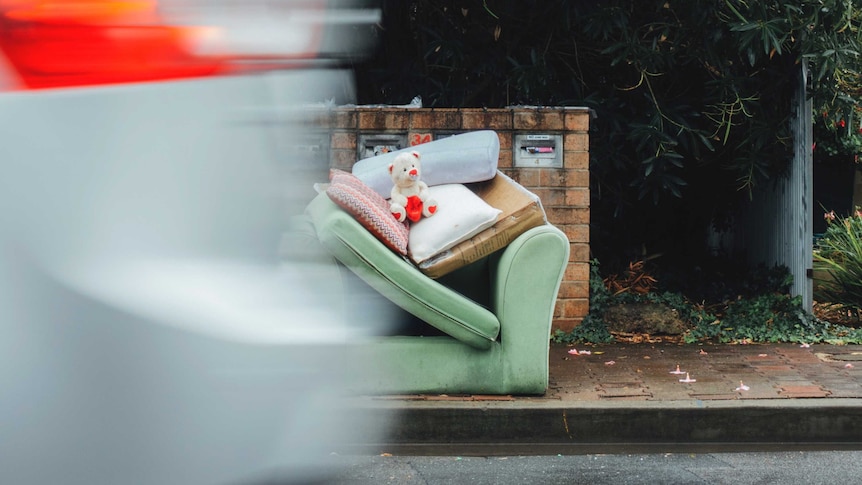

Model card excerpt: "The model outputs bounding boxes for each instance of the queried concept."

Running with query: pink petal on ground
[846,363,854,369]
[579,350,592,355]
[605,361,616,365]
[800,343,811,348]
[758,353,768,357]
[567,349,579,355]
[698,349,708,355]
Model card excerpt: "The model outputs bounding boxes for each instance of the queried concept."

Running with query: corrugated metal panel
[793,62,814,311]
[737,65,813,311]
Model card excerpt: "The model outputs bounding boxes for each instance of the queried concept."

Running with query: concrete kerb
[340,398,862,455]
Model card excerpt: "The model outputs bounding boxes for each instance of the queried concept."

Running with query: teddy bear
[388,150,437,223]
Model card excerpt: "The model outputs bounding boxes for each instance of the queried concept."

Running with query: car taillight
[0,0,228,89]
[0,0,327,90]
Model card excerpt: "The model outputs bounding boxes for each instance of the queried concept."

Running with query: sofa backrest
[305,192,501,350]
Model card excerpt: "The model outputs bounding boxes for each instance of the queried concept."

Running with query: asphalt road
[328,451,862,485]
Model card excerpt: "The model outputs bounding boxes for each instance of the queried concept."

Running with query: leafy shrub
[553,259,713,344]
[814,110,862,161]
[552,259,613,344]
[814,209,862,313]
[554,260,862,345]
[686,293,823,344]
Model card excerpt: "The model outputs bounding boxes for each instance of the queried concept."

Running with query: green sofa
[290,190,570,395]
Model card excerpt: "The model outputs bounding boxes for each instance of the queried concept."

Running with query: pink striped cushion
[326,169,409,255]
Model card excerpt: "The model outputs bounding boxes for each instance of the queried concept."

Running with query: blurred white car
[0,1,383,483]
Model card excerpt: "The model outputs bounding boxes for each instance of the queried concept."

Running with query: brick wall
[317,106,590,332]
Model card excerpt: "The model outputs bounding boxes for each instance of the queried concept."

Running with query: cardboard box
[418,171,547,278]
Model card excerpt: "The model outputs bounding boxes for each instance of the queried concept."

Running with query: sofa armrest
[491,224,569,392]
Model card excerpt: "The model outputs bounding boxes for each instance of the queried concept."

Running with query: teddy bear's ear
[411,150,420,160]
[388,163,394,173]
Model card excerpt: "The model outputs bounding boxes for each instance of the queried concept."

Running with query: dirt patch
[603,302,691,336]
[813,301,862,327]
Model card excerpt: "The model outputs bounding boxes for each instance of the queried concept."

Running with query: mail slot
[358,133,407,160]
[514,133,563,168]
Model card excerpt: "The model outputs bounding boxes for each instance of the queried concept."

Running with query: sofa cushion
[351,130,499,198]
[325,170,410,255]
[408,184,501,264]
[307,192,500,350]
[417,172,547,278]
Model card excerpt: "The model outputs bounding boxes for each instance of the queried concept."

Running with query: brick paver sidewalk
[547,342,862,402]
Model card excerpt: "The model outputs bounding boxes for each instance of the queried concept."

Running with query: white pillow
[407,184,501,264]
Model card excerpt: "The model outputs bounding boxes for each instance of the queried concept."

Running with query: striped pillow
[325,170,410,255]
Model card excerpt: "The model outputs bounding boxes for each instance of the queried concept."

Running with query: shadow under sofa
[291,189,570,395]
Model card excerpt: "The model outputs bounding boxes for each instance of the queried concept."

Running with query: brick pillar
[503,108,590,333]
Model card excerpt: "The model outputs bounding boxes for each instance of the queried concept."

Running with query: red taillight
[0,0,331,91]
[0,1,224,89]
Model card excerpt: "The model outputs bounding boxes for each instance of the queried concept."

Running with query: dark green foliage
[686,293,824,344]
[815,111,862,160]
[355,0,861,272]
[553,260,862,345]
[553,259,614,344]
[551,315,615,345]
